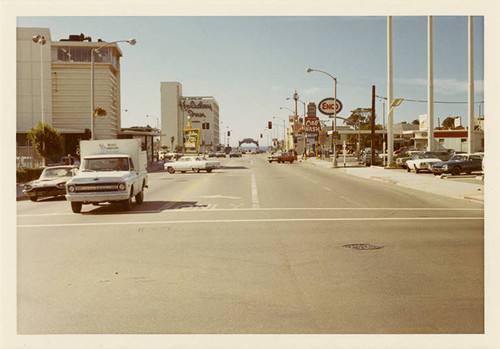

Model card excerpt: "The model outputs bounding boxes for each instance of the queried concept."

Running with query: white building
[17,28,127,157]
[160,82,220,152]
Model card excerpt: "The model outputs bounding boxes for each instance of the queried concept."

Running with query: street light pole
[306,68,338,167]
[91,38,136,140]
[32,34,47,164]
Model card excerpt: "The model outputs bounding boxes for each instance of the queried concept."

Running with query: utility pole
[371,85,376,166]
[428,16,435,151]
[468,16,474,153]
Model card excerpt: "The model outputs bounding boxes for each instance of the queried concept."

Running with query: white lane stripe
[251,174,260,208]
[324,187,332,191]
[17,217,484,228]
[16,207,484,217]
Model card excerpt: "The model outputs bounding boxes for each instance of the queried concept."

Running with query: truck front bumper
[66,191,130,203]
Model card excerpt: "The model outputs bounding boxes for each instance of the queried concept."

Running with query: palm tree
[170,136,175,151]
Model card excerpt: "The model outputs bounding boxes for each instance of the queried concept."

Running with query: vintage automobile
[23,165,79,202]
[215,152,226,158]
[207,152,217,158]
[268,152,297,163]
[430,153,483,176]
[361,149,382,166]
[229,150,242,158]
[164,156,220,174]
[406,151,453,173]
[395,150,421,169]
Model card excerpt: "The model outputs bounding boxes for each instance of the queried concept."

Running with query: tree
[412,119,419,125]
[343,108,383,149]
[442,117,455,128]
[27,121,64,165]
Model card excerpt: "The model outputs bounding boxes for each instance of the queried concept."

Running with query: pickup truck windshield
[83,158,130,171]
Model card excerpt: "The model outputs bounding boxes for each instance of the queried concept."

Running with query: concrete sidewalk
[303,156,484,203]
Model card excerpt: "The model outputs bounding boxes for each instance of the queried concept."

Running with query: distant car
[406,151,453,173]
[215,152,226,158]
[361,150,382,166]
[229,151,242,158]
[207,152,217,158]
[164,156,220,174]
[430,153,483,176]
[268,152,297,163]
[23,165,79,202]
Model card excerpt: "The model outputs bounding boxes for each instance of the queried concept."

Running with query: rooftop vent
[60,33,92,42]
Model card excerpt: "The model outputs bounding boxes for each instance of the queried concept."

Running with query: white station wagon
[164,156,220,174]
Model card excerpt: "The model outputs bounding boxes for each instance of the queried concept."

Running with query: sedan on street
[23,165,79,201]
[430,153,483,176]
[164,156,220,174]
[406,151,453,173]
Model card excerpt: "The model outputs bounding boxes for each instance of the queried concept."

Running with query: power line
[376,95,484,104]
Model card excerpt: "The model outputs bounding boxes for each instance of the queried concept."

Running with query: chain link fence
[16,145,44,169]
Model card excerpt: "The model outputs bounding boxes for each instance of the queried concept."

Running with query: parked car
[215,152,226,158]
[164,156,220,174]
[23,165,79,202]
[406,151,453,173]
[361,150,382,166]
[396,150,421,169]
[268,152,297,163]
[229,151,242,158]
[207,152,217,158]
[430,153,483,176]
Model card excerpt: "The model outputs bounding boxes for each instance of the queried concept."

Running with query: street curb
[463,196,485,203]
[370,176,399,185]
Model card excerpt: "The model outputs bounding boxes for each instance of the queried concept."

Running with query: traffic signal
[227,131,231,137]
[260,134,263,138]
[268,121,272,129]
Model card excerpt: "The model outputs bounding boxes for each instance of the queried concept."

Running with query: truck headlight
[67,185,76,193]
[56,182,66,188]
[443,164,448,170]
[118,183,126,191]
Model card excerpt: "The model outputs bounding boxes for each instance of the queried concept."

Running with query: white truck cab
[66,139,148,213]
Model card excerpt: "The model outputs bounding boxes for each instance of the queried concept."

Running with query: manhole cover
[343,243,383,250]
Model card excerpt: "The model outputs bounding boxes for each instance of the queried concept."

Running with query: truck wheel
[193,168,200,173]
[135,190,144,204]
[451,167,461,176]
[71,202,82,213]
[167,167,175,174]
[268,160,272,163]
[122,196,132,211]
[29,196,38,202]
[290,160,294,163]
[207,169,213,173]
[415,167,420,174]
[407,166,411,172]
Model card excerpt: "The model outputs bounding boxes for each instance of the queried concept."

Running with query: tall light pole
[32,34,47,164]
[273,116,286,151]
[428,16,435,152]
[91,38,136,140]
[387,16,395,165]
[468,16,474,153]
[287,91,306,157]
[306,67,338,167]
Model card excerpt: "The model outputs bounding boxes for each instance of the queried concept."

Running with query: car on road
[406,151,453,173]
[361,149,382,166]
[430,153,483,176]
[229,150,242,158]
[164,156,220,174]
[23,165,79,202]
[268,152,297,163]
[215,152,226,158]
[207,152,217,158]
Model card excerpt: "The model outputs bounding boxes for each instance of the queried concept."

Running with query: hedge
[17,167,44,184]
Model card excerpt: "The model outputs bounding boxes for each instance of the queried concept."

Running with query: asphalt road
[16,154,484,334]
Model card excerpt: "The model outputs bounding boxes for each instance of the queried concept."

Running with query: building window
[461,138,467,142]
[202,123,210,130]
[439,139,444,144]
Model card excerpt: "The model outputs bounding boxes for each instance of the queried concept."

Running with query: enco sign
[318,97,343,116]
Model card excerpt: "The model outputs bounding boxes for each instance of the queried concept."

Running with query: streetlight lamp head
[32,35,46,44]
[128,38,137,45]
[306,68,313,73]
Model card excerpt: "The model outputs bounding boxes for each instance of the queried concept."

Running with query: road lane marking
[340,195,361,206]
[16,207,484,217]
[251,174,260,208]
[17,216,484,228]
[199,195,242,199]
[161,176,211,210]
[324,187,332,191]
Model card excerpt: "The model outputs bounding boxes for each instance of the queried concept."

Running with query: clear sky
[16,15,484,147]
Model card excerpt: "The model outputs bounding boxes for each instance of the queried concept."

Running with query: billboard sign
[307,102,317,117]
[318,97,343,116]
[419,114,428,131]
[184,128,201,153]
[305,117,321,133]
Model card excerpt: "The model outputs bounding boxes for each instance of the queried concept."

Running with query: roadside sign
[307,102,317,117]
[318,97,343,116]
[305,117,321,133]
[319,131,328,144]
[184,128,200,153]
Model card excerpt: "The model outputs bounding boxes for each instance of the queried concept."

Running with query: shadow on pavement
[79,200,207,214]
[220,166,249,170]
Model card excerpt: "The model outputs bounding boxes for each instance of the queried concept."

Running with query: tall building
[17,28,126,155]
[160,82,220,152]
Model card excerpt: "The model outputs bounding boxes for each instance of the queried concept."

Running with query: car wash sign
[305,117,321,133]
[318,97,343,116]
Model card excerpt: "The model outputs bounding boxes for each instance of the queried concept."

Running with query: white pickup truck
[65,139,148,213]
